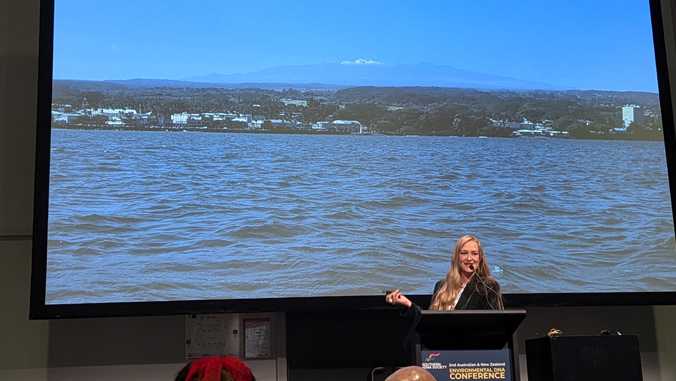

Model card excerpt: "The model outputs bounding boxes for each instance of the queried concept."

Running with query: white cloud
[340,59,386,66]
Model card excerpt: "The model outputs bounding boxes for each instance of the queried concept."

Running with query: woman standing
[386,235,503,312]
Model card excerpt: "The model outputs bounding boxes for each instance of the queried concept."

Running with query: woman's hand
[385,289,412,308]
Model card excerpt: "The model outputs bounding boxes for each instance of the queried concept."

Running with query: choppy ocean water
[45,129,676,303]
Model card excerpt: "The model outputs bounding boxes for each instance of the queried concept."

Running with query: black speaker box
[525,335,642,381]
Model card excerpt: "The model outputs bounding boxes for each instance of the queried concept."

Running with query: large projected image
[44,0,676,305]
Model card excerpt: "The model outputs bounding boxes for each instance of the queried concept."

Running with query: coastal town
[53,105,373,134]
[49,83,664,140]
[50,103,657,140]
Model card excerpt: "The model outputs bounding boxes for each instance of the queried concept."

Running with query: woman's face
[457,240,480,278]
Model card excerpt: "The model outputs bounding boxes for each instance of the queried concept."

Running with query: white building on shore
[622,106,644,127]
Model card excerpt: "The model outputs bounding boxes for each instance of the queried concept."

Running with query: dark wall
[287,310,415,370]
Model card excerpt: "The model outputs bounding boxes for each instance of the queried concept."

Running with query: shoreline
[49,125,663,141]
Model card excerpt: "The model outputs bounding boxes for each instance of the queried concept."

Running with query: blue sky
[53,0,659,92]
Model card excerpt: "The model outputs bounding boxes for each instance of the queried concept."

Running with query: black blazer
[433,276,502,311]
[402,276,502,319]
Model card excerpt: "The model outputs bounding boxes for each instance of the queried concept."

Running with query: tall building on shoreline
[622,105,644,127]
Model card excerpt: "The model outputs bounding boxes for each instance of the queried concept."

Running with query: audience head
[385,366,436,381]
[175,356,255,381]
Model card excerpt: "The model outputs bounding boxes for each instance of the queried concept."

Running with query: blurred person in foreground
[385,366,436,381]
[175,356,255,381]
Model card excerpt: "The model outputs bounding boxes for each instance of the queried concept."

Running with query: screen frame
[29,0,676,320]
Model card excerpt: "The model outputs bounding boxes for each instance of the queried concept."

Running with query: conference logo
[422,351,447,370]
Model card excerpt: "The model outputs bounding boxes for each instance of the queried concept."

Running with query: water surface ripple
[46,130,676,303]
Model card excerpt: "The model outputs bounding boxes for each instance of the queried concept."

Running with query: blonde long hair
[429,235,500,310]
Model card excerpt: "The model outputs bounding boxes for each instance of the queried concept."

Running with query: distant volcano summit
[182,60,566,90]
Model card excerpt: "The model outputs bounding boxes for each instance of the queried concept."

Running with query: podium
[410,309,526,381]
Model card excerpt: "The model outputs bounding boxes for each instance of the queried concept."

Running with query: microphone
[469,264,502,309]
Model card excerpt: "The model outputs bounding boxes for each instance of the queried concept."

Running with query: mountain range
[181,62,567,91]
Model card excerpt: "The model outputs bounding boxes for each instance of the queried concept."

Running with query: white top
[449,284,467,310]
